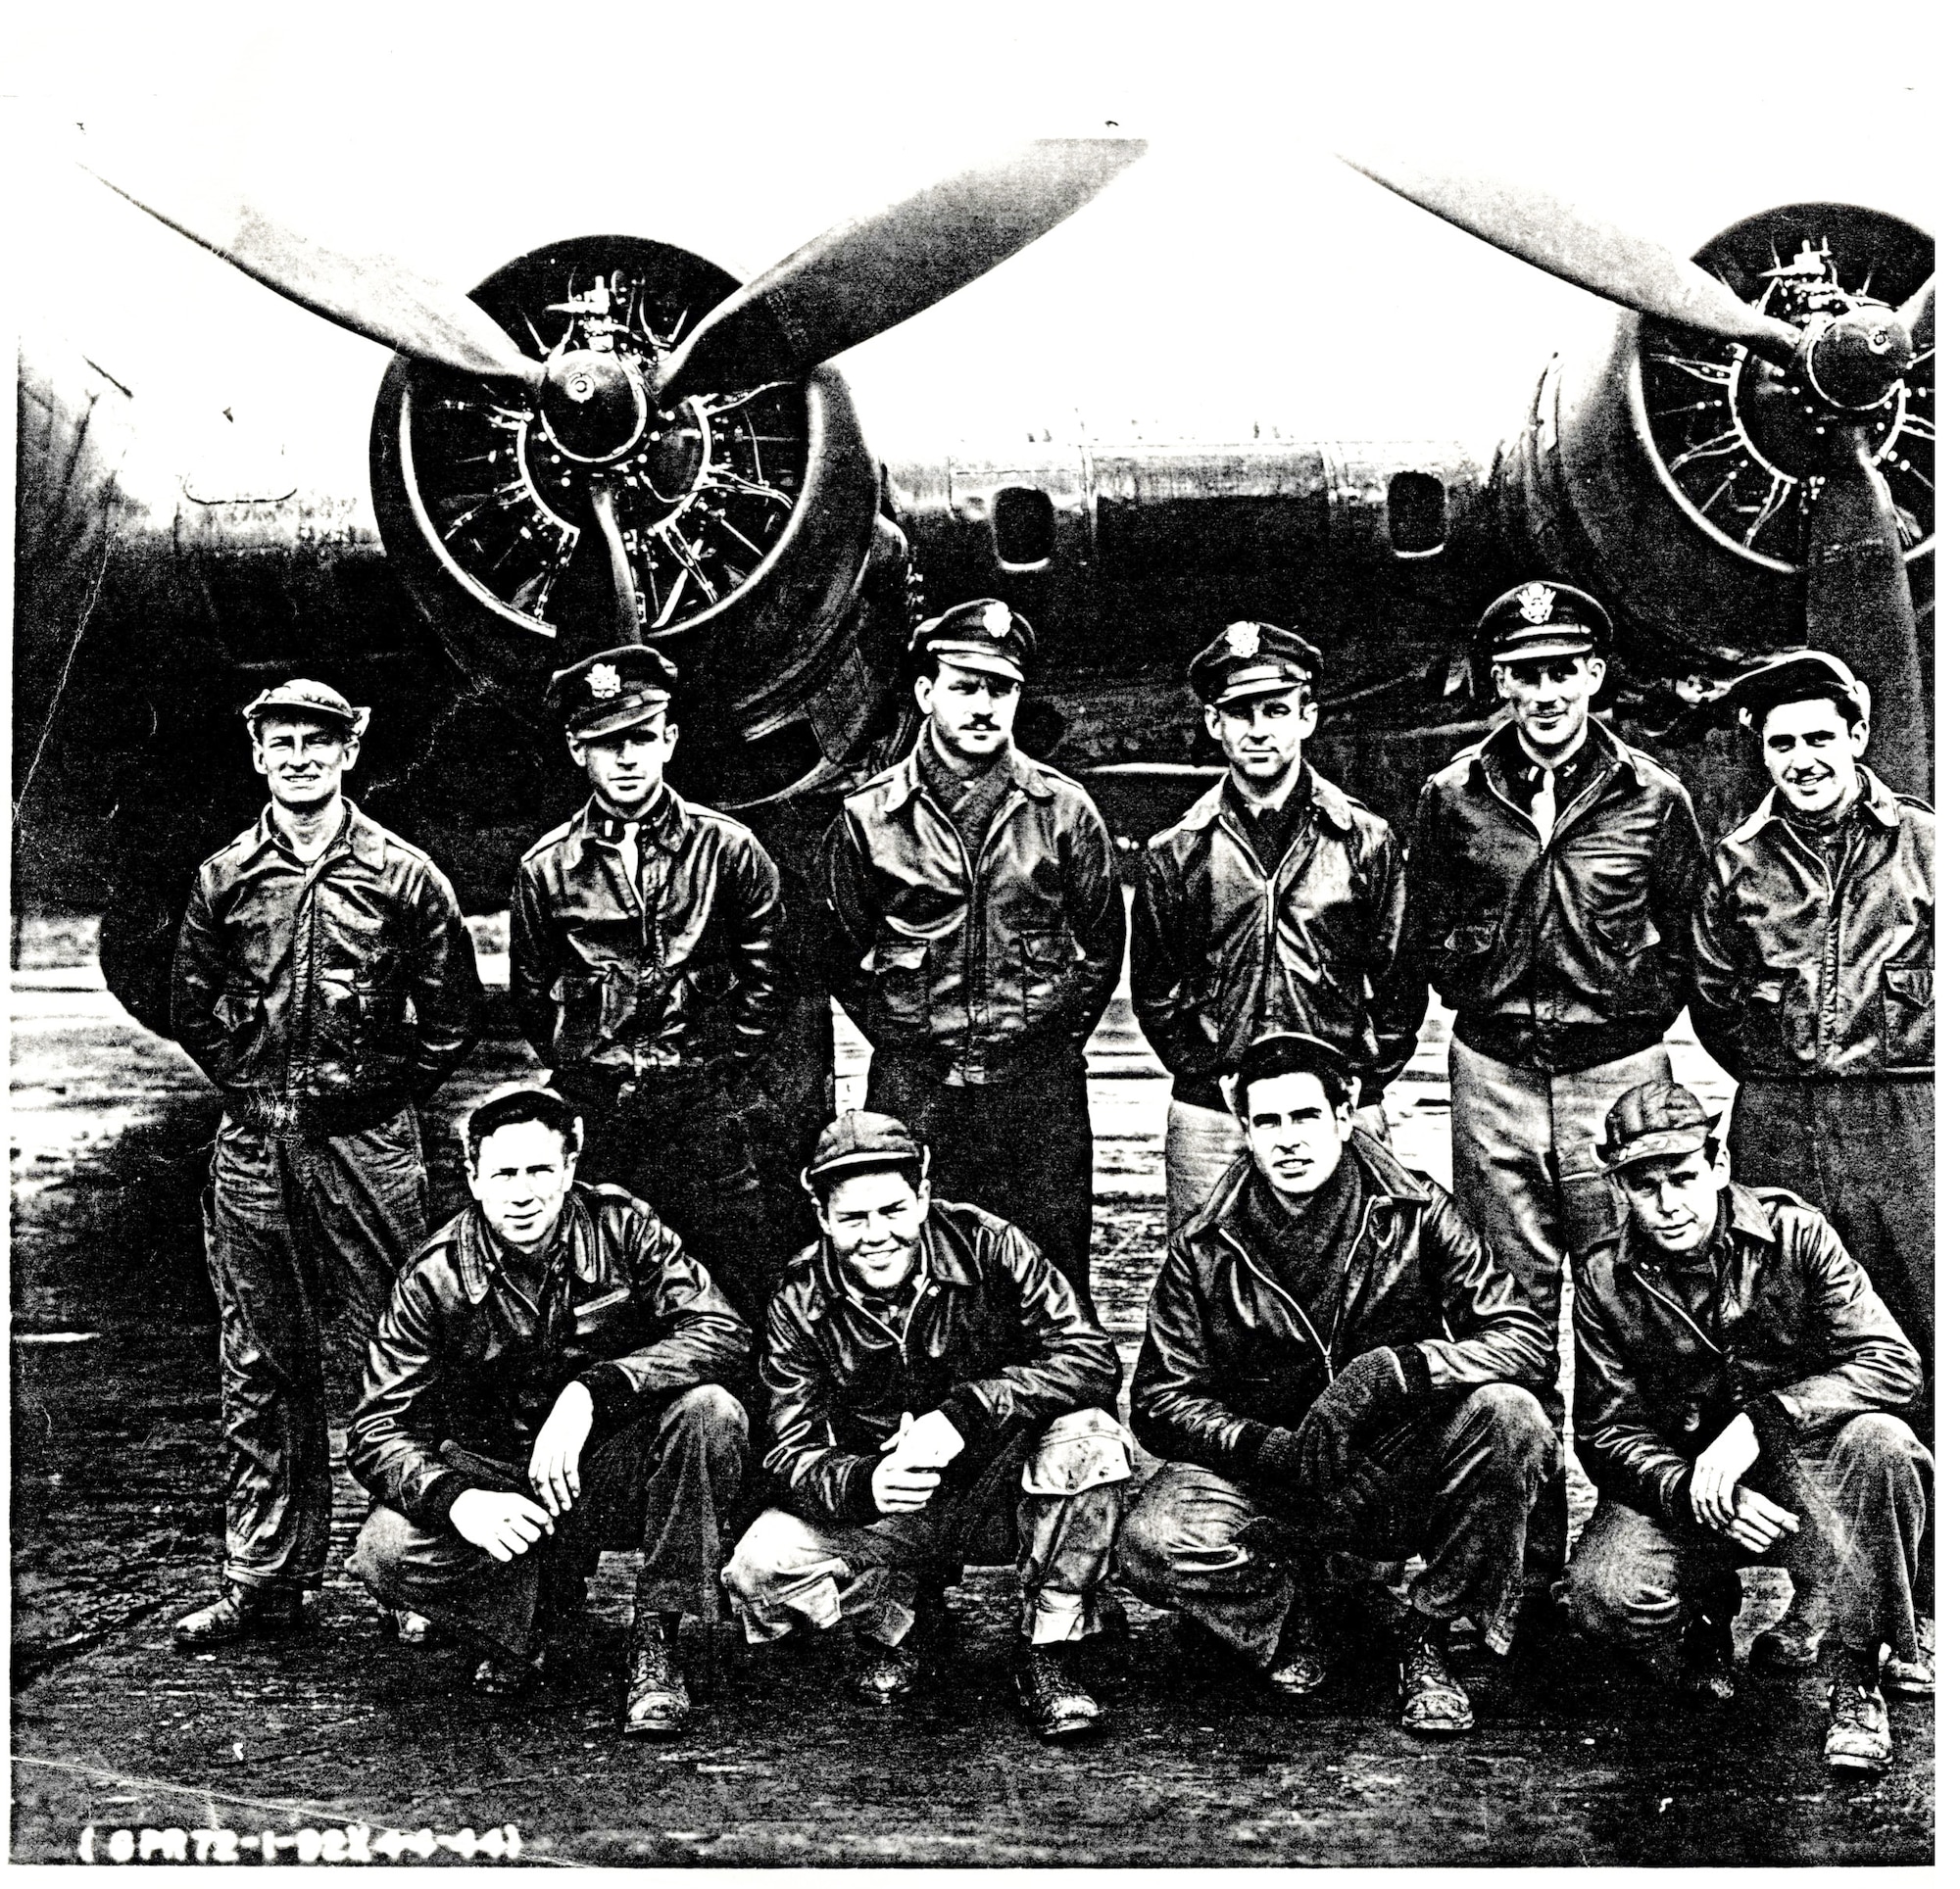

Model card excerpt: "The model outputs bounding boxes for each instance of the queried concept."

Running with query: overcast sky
[6,1,1940,505]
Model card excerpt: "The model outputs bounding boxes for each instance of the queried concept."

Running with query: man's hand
[1717,1486,1800,1554]
[450,1487,555,1562]
[1689,1413,1761,1532]
[892,1408,966,1472]
[528,1380,595,1518]
[871,1416,942,1514]
[1297,1348,1412,1489]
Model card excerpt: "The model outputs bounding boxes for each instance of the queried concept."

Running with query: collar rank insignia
[588,663,622,700]
[980,601,1013,637]
[1517,583,1556,625]
[1226,622,1263,659]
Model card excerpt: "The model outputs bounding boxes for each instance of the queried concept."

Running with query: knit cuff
[1658,1465,1695,1526]
[935,1383,1002,1453]
[426,1472,477,1535]
[1393,1345,1435,1400]
[838,1455,884,1526]
[576,1363,641,1441]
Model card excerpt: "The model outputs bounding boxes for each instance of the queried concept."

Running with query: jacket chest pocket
[1019,931,1075,1028]
[869,938,931,1033]
[1593,910,1662,962]
[1882,963,1934,1067]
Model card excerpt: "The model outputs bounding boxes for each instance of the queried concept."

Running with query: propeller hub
[1802,305,1914,412]
[538,349,650,463]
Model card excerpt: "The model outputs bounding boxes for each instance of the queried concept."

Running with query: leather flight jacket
[760,1199,1121,1523]
[1406,720,1708,1074]
[820,742,1126,1086]
[1129,1134,1553,1483]
[172,799,482,1130]
[348,1181,751,1530]
[1690,768,1934,1083]
[1572,1181,1922,1524]
[511,789,788,1081]
[1131,766,1427,1107]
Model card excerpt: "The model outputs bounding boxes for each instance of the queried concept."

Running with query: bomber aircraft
[13,107,1935,1096]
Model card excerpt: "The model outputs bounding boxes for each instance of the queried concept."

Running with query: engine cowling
[1497,202,1935,678]
[368,234,905,804]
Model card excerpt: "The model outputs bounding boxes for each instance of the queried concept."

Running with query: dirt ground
[9,918,1933,1865]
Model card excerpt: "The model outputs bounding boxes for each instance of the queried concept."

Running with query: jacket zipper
[1629,1267,1726,1358]
[1215,1211,1382,1390]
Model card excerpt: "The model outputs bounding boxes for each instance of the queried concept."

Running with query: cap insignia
[1225,622,1262,659]
[1517,583,1556,626]
[980,601,1012,638]
[587,663,621,701]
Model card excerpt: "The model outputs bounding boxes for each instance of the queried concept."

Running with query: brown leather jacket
[1573,1182,1921,1523]
[820,742,1125,1085]
[348,1181,750,1529]
[172,799,481,1127]
[511,789,787,1079]
[1129,1134,1553,1481]
[760,1199,1120,1523]
[1690,769,1934,1083]
[1405,721,1707,1074]
[1132,766,1426,1107]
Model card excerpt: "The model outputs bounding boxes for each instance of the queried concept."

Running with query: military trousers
[1567,1413,1932,1677]
[866,1048,1097,1317]
[557,1064,787,1331]
[204,1104,429,1592]
[348,1384,749,1660]
[1449,1036,1673,1586]
[1114,1382,1559,1669]
[724,1414,1131,1647]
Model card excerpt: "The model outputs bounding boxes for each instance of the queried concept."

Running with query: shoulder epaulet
[197,827,259,874]
[518,817,579,865]
[1896,793,1935,815]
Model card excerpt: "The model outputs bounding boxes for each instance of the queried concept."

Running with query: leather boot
[173,1582,310,1648]
[622,1612,690,1737]
[1824,1648,1892,1770]
[1013,1641,1104,1742]
[1396,1614,1474,1735]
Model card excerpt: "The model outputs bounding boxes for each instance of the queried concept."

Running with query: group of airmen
[165,577,1934,1774]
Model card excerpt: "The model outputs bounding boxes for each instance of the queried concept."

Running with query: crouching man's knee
[722,1508,851,1642]
[1566,1514,1684,1653]
[346,1504,444,1609]
[1461,1381,1560,1474]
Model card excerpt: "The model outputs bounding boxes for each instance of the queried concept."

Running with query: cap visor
[934,650,1024,682]
[1493,632,1596,665]
[1599,1127,1711,1173]
[806,1148,919,1184]
[1213,676,1310,704]
[569,697,670,741]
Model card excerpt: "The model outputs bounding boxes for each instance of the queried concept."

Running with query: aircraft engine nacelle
[1497,203,1935,679]
[368,235,909,806]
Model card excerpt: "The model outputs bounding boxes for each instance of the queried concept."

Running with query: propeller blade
[1897,273,1935,355]
[80,153,544,387]
[653,138,1146,402]
[1338,150,1801,360]
[587,483,644,647]
[1805,428,1928,799]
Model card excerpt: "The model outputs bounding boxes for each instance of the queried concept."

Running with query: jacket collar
[575,786,686,855]
[1732,765,1902,849]
[454,1185,607,1305]
[1470,715,1631,801]
[245,797,384,869]
[810,1199,981,1310]
[1179,762,1357,838]
[1612,1182,1774,1278]
[1185,1131,1428,1251]
[880,738,1054,817]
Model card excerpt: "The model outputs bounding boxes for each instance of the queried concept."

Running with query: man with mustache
[1690,651,1935,1678]
[511,645,791,1327]
[819,601,1125,1314]
[722,1111,1131,1741]
[1132,620,1426,1239]
[1404,582,1708,1620]
[1566,1081,1929,1771]
[170,678,483,1646]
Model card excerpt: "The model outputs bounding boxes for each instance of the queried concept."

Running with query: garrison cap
[1480,581,1613,665]
[907,599,1036,682]
[804,1110,928,1190]
[1234,1030,1356,1111]
[1188,621,1324,705]
[1724,649,1872,729]
[1596,1080,1719,1173]
[243,677,369,740]
[548,644,680,742]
